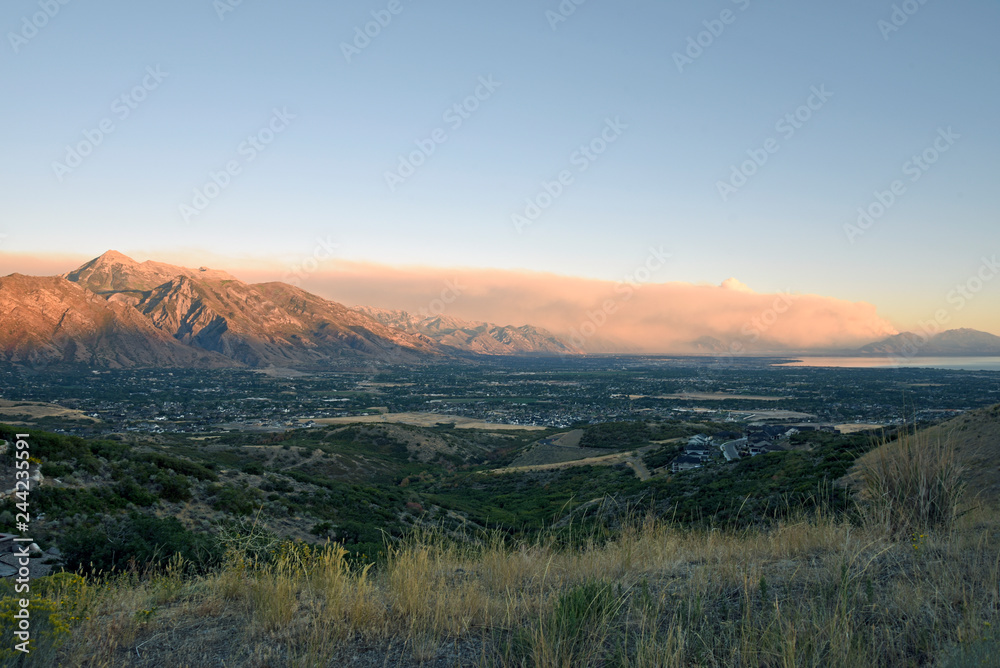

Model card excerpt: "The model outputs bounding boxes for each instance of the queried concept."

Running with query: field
[307,412,547,431]
[0,400,97,424]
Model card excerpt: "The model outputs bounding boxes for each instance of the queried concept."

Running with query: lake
[776,356,1000,372]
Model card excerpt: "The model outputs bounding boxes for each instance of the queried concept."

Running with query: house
[684,443,713,460]
[671,454,704,473]
[746,425,786,442]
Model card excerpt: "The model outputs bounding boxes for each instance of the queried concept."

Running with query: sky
[1,0,998,347]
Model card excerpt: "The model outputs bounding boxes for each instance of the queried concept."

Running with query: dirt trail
[493,445,657,480]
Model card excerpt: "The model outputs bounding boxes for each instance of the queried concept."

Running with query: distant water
[777,356,1000,371]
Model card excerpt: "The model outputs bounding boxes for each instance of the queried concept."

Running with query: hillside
[2,410,998,665]
[2,417,998,666]
[846,402,1000,504]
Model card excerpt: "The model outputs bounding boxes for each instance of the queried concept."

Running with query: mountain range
[0,251,578,368]
[353,307,579,355]
[856,328,1000,356]
[2,251,999,368]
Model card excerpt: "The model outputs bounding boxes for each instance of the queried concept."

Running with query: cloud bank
[237,260,899,353]
[0,251,899,353]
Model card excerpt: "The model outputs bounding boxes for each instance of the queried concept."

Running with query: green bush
[210,484,261,516]
[156,472,192,503]
[59,514,221,575]
[240,461,265,476]
[580,422,652,449]
[41,461,72,478]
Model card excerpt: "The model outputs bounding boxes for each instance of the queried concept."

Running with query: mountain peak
[95,250,137,263]
[65,252,241,293]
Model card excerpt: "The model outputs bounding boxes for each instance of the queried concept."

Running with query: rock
[28,543,43,558]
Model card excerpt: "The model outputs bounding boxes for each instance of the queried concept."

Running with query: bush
[858,429,965,536]
[241,461,265,476]
[580,422,652,449]
[211,484,262,516]
[59,514,221,575]
[156,472,192,503]
[140,453,217,481]
[41,461,72,478]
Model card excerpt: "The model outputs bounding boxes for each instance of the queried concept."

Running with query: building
[671,454,704,473]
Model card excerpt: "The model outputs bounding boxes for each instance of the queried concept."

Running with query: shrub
[858,429,965,536]
[211,484,262,516]
[156,472,192,503]
[241,461,265,476]
[59,514,221,575]
[41,461,72,478]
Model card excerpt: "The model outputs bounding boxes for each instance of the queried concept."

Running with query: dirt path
[492,445,657,480]
[625,455,652,481]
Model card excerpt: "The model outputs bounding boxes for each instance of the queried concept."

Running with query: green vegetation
[579,421,653,449]
[0,398,995,665]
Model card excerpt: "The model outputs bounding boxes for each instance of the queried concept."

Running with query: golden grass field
[0,400,98,424]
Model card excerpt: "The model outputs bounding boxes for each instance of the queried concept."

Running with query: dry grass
[35,500,998,667]
[13,422,994,666]
[856,428,966,536]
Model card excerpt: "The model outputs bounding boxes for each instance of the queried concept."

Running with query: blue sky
[2,0,998,331]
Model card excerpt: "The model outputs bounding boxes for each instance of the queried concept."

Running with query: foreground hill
[846,402,1000,505]
[354,306,581,355]
[1,251,442,368]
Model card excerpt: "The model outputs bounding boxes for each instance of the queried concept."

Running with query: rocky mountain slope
[0,252,441,368]
[353,306,581,355]
[0,273,232,368]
